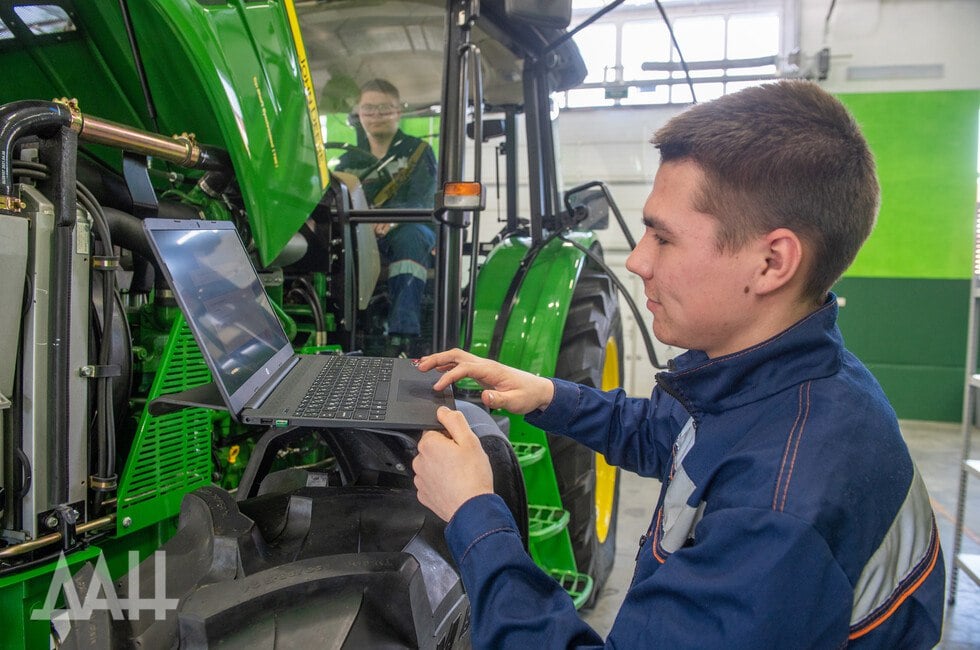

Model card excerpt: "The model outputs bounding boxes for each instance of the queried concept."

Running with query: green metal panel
[1,3,149,128]
[834,276,969,422]
[123,0,327,266]
[1,2,155,170]
[0,521,176,650]
[116,316,213,536]
[0,545,102,650]
[816,91,980,423]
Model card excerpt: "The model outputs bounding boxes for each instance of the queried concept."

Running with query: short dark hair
[653,80,879,302]
[359,78,401,100]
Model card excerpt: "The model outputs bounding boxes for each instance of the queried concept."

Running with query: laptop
[142,218,454,430]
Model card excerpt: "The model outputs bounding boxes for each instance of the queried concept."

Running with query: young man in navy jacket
[413,80,945,648]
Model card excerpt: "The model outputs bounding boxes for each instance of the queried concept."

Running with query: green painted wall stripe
[834,276,968,422]
[837,90,979,280]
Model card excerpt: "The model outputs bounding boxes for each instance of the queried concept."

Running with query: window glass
[567,2,788,107]
[566,87,614,108]
[673,16,725,62]
[730,64,778,79]
[298,0,446,205]
[691,81,724,102]
[621,21,670,81]
[573,23,617,83]
[13,5,75,36]
[619,83,670,106]
[0,18,11,40]
[725,78,768,93]
[727,14,779,60]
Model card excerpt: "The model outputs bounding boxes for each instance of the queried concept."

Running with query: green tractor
[0,0,657,646]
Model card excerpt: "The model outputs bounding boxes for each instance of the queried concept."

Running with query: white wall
[468,0,980,397]
[801,0,980,94]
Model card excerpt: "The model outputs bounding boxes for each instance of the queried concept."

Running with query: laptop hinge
[245,356,300,410]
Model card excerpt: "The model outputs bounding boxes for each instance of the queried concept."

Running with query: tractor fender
[469,231,598,376]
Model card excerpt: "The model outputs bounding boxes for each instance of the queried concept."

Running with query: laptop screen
[148,225,291,397]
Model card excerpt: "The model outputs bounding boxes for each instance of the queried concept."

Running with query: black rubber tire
[549,259,623,609]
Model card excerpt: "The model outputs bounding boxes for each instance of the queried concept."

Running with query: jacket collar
[655,295,844,421]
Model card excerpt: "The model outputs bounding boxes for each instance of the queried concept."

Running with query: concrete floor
[581,419,980,648]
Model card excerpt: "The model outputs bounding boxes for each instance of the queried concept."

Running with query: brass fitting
[53,97,83,133]
[174,131,200,167]
[0,195,25,213]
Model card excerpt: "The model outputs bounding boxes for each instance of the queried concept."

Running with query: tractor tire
[549,262,623,609]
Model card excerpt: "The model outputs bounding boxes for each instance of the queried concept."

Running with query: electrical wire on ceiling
[823,0,838,44]
[654,0,696,104]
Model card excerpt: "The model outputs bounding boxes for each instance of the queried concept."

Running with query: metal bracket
[89,474,118,491]
[79,364,121,378]
[91,255,120,270]
[122,151,159,218]
[51,504,79,551]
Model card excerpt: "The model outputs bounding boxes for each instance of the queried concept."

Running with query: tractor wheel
[549,263,623,608]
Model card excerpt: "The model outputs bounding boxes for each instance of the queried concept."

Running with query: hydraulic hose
[79,187,118,499]
[46,127,78,505]
[103,206,156,260]
[0,101,74,208]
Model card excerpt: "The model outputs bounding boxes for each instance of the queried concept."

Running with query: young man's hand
[416,348,555,414]
[413,406,494,522]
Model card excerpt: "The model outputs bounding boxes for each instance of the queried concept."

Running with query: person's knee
[385,225,435,267]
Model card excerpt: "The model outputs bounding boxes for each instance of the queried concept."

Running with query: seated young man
[335,78,437,356]
[411,80,945,648]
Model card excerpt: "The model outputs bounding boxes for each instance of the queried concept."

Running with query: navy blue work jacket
[445,296,945,648]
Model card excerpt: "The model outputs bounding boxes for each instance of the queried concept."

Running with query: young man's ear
[754,228,804,295]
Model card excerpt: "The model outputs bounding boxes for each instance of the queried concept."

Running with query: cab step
[548,569,594,610]
[527,504,570,541]
[512,441,546,467]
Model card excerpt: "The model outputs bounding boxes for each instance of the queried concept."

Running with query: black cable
[117,0,159,131]
[77,188,116,485]
[293,276,326,341]
[10,243,31,529]
[542,0,627,56]
[655,0,697,104]
[12,159,47,173]
[824,0,838,42]
[287,287,324,337]
[559,235,664,369]
[14,447,31,499]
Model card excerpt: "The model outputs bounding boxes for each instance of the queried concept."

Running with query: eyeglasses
[358,103,399,116]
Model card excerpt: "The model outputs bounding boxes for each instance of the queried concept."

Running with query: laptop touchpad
[397,379,450,406]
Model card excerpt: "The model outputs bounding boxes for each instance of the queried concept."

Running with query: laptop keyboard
[294,357,393,421]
